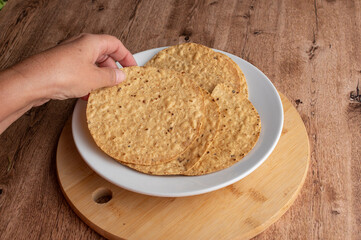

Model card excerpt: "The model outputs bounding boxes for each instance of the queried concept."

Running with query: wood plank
[0,0,360,239]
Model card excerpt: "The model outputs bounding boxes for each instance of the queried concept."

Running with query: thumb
[96,67,126,88]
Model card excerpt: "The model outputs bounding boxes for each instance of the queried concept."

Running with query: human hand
[11,33,137,101]
[0,33,136,133]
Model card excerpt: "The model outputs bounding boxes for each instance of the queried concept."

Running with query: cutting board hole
[92,187,112,204]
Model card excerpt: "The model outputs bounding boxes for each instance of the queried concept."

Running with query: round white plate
[72,47,283,197]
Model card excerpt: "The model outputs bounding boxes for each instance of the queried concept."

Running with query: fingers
[66,33,137,67]
[93,66,126,89]
[57,34,134,96]
[116,51,137,67]
[97,55,118,69]
[93,35,137,67]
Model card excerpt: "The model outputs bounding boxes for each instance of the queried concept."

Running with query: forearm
[0,68,49,134]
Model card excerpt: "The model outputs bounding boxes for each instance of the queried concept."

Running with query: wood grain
[56,93,309,240]
[0,0,360,239]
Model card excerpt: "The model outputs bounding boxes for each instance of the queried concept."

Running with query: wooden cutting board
[56,93,309,240]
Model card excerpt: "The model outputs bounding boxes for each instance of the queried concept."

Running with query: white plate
[72,47,283,197]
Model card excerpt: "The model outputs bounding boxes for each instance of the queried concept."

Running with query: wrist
[14,50,69,101]
[9,59,53,104]
[0,68,49,117]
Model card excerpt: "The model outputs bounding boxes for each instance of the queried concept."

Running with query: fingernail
[115,69,126,84]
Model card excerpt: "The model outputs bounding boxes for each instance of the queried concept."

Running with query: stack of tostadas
[87,43,261,175]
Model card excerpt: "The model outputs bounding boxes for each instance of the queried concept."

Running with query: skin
[0,33,137,134]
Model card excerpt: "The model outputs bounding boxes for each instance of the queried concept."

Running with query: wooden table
[0,0,360,239]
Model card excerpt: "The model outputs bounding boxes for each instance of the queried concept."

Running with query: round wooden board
[57,93,310,240]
